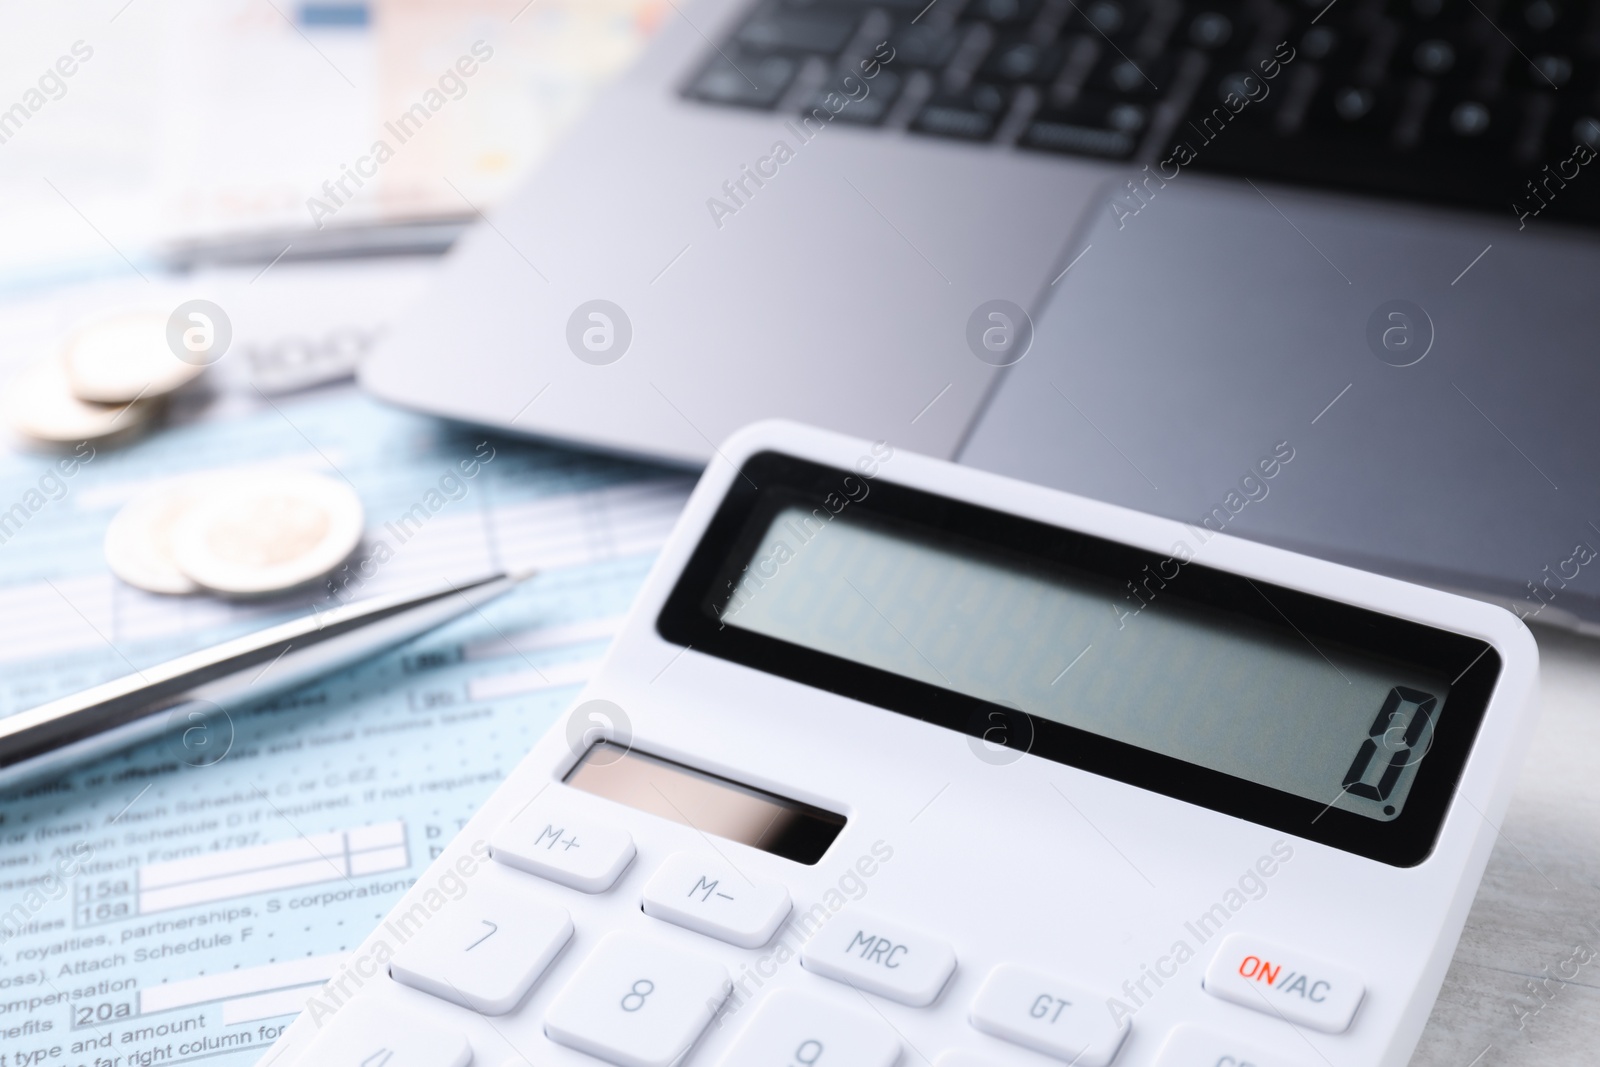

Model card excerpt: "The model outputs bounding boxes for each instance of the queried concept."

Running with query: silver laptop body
[363,0,1600,629]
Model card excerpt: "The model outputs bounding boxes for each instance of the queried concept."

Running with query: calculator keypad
[719,988,902,1067]
[642,851,792,948]
[968,963,1129,1067]
[544,930,733,1067]
[799,911,957,1007]
[389,879,573,1014]
[1202,933,1365,1033]
[300,998,472,1067]
[490,805,636,892]
[317,810,1362,1067]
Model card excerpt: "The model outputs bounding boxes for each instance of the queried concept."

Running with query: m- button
[1202,933,1364,1033]
[800,911,955,1006]
[642,851,791,948]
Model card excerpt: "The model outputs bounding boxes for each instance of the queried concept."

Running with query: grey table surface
[1412,625,1600,1066]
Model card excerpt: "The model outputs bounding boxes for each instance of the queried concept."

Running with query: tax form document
[0,371,688,1066]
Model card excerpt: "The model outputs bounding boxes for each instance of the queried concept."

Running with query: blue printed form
[0,382,689,1067]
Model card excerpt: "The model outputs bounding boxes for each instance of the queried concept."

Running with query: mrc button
[1202,933,1364,1033]
[800,911,956,1006]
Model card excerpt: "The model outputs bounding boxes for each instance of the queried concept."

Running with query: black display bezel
[657,452,1503,868]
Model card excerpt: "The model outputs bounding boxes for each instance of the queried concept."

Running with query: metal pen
[0,571,532,791]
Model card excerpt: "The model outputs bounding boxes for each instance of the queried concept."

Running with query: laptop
[361,0,1600,631]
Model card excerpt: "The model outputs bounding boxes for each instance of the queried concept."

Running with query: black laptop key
[1421,95,1519,159]
[1021,95,1148,157]
[963,0,1042,26]
[1073,0,1152,45]
[807,69,904,122]
[687,53,801,108]
[1515,0,1583,36]
[888,24,966,67]
[1187,10,1234,50]
[1519,52,1575,89]
[1307,82,1402,141]
[1199,68,1283,129]
[984,38,1065,81]
[1408,37,1457,77]
[1297,25,1341,63]
[1388,0,1449,24]
[1089,53,1175,98]
[912,84,1013,139]
[737,9,860,53]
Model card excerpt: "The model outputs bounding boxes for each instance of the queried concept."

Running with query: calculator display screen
[718,506,1450,823]
[657,452,1501,866]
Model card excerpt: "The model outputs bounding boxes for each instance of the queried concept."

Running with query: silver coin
[64,312,206,403]
[104,482,214,595]
[169,471,364,596]
[2,358,158,447]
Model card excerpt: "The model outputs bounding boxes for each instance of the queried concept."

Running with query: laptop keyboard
[683,0,1600,225]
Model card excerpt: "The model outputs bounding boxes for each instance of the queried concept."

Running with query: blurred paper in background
[0,0,663,286]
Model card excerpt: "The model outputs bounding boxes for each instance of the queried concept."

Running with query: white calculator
[266,420,1538,1067]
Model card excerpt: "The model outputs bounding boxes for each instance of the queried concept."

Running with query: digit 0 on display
[1342,687,1439,808]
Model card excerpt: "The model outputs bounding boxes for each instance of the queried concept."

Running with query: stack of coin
[3,312,203,449]
[105,470,365,597]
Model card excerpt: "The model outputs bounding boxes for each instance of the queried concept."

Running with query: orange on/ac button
[1201,933,1365,1033]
